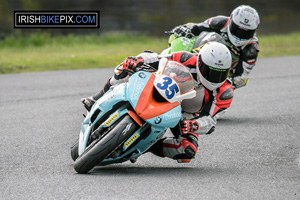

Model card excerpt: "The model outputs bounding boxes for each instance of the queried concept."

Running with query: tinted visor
[199,59,230,84]
[229,21,255,40]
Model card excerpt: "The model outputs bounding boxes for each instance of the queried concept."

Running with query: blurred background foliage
[1,0,300,37]
[1,0,300,73]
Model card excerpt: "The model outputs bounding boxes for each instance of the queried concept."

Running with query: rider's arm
[181,92,219,135]
[183,81,234,135]
[137,51,160,69]
[192,89,219,135]
[110,51,160,86]
[231,41,259,89]
[192,114,217,135]
[185,15,230,36]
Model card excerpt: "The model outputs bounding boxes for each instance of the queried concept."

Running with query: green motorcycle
[160,31,249,88]
[161,31,228,55]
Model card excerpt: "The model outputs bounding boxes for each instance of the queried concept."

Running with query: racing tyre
[74,115,138,174]
[70,141,79,161]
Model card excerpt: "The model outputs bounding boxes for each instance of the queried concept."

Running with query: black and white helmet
[227,5,260,47]
[196,42,232,90]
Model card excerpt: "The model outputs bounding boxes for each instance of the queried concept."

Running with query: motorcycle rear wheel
[74,115,138,174]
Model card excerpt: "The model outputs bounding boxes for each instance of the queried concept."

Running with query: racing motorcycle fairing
[77,59,196,167]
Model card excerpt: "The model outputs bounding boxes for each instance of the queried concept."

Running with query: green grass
[258,32,300,58]
[0,32,300,74]
[0,33,166,73]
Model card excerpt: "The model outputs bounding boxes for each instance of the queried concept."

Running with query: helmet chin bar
[227,29,251,47]
[199,73,225,91]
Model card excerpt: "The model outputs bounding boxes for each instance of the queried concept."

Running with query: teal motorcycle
[71,58,196,174]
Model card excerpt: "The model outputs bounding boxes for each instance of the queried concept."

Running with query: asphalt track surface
[1,56,300,200]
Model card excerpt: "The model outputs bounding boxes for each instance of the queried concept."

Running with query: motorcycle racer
[82,42,233,163]
[171,5,260,89]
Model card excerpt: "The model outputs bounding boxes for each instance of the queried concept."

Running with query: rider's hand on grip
[114,56,144,80]
[180,119,199,134]
[172,25,193,38]
[122,56,144,72]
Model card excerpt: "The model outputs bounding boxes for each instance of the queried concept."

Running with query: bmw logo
[138,72,146,78]
[154,117,162,124]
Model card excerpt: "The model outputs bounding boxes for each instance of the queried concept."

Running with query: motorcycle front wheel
[70,141,79,161]
[74,115,138,174]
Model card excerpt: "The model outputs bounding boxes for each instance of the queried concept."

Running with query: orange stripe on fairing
[128,110,143,127]
[134,74,180,120]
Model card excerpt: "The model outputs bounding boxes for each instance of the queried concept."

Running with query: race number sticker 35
[156,77,179,99]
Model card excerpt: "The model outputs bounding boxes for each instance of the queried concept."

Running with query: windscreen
[162,61,194,94]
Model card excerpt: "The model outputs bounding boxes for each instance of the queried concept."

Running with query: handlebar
[165,30,195,39]
[165,31,174,36]
[135,63,157,73]
[115,63,157,77]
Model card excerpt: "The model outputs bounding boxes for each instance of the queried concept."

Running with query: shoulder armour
[180,51,194,63]
[209,16,230,31]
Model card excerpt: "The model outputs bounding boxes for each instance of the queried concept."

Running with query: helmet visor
[229,21,256,40]
[198,57,230,84]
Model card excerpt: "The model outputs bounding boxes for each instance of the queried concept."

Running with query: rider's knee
[216,81,234,109]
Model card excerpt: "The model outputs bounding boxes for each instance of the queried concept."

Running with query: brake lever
[165,31,174,36]
[137,64,157,73]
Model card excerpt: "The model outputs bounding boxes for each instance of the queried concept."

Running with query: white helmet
[196,42,232,90]
[227,5,260,47]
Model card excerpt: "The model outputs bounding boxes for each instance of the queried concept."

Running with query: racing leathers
[174,15,259,89]
[86,50,234,162]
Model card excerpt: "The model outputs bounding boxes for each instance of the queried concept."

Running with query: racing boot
[148,133,199,163]
[81,95,97,111]
[175,133,199,163]
[81,79,112,111]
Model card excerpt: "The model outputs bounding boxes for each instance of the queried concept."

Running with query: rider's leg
[213,80,234,120]
[149,129,199,163]
[81,79,112,111]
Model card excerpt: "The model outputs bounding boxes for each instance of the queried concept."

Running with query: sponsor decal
[122,123,133,135]
[164,112,181,121]
[124,132,139,148]
[138,72,146,78]
[131,79,144,100]
[214,60,224,66]
[181,37,190,45]
[105,113,119,126]
[239,21,251,27]
[154,117,162,124]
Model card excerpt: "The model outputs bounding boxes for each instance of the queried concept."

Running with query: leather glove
[122,56,144,73]
[115,56,144,80]
[172,25,193,38]
[180,119,199,134]
[229,76,249,89]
